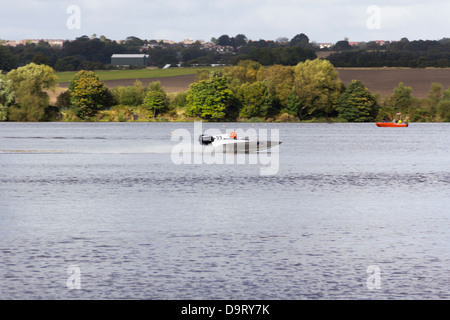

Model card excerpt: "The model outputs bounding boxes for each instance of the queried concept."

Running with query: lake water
[0,122,449,300]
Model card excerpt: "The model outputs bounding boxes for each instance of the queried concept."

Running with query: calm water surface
[0,122,449,299]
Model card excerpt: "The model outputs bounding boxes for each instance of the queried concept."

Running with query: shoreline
[54,68,450,99]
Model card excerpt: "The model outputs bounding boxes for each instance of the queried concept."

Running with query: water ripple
[1,171,448,191]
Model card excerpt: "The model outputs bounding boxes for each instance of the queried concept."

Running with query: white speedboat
[198,132,281,153]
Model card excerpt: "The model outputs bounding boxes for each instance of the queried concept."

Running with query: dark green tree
[290,33,309,48]
[337,80,379,122]
[217,35,231,46]
[233,34,248,48]
[333,40,353,51]
[0,46,18,71]
[286,91,303,118]
[0,74,15,121]
[31,52,50,65]
[69,70,113,119]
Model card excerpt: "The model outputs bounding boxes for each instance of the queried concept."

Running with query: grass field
[55,67,220,83]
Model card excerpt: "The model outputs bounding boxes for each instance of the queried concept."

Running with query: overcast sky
[1,0,449,43]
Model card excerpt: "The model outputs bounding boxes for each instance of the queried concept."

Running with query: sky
[1,0,449,43]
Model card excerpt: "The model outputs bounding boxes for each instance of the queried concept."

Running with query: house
[318,43,333,49]
[111,54,150,67]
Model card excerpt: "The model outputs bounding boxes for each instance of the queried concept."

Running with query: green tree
[7,63,57,121]
[286,91,303,118]
[337,80,379,122]
[113,80,147,106]
[186,72,235,121]
[391,82,414,111]
[0,74,15,121]
[437,88,450,121]
[143,81,169,119]
[437,100,450,121]
[237,81,267,118]
[416,82,444,119]
[428,82,443,101]
[69,70,112,119]
[224,60,263,84]
[258,64,294,107]
[292,59,343,119]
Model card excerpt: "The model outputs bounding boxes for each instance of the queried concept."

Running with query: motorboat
[376,112,408,127]
[376,122,408,127]
[198,132,281,153]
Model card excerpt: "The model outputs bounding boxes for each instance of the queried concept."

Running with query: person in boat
[230,132,237,140]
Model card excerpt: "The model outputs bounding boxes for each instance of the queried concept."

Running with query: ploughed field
[337,68,450,98]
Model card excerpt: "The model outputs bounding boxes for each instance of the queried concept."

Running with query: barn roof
[111,54,149,58]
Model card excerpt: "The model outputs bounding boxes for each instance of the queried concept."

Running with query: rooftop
[111,54,149,58]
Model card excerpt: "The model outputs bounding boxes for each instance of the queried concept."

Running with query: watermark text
[366,265,381,290]
[367,5,381,30]
[66,5,81,30]
[66,265,81,289]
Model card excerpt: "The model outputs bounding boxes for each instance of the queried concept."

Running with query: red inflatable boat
[376,122,408,127]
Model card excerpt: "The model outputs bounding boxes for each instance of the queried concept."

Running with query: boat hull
[376,122,408,127]
[212,140,281,153]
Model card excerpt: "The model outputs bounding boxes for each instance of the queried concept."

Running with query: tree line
[0,62,171,122]
[2,60,449,123]
[2,34,450,72]
[328,38,450,68]
[184,60,449,122]
[0,34,317,71]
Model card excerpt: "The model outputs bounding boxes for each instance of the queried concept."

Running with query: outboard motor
[198,134,214,145]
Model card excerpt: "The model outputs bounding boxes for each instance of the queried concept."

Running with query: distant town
[0,37,394,51]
